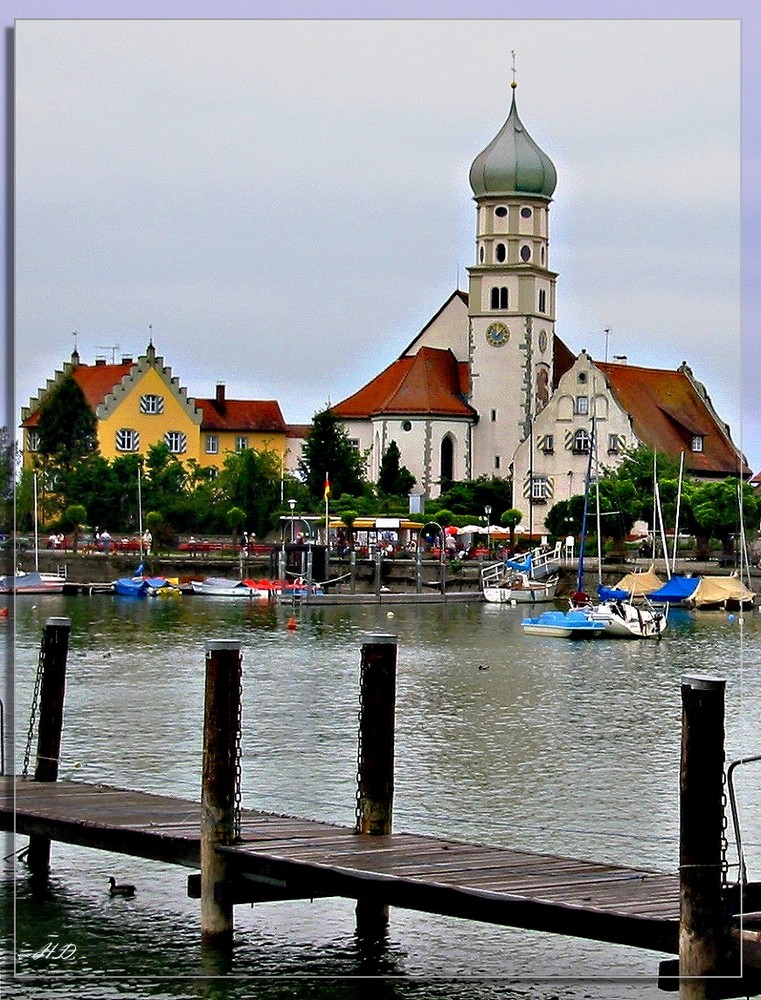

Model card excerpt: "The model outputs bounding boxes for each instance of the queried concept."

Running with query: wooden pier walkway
[1,775,680,954]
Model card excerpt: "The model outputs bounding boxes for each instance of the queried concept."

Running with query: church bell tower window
[491,287,508,309]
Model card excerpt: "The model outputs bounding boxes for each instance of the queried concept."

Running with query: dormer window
[691,435,704,453]
[140,393,164,414]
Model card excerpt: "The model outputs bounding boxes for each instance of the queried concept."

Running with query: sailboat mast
[137,463,144,559]
[33,471,39,572]
[671,451,685,573]
[576,418,596,594]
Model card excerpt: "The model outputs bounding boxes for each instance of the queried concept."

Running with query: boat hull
[587,601,668,639]
[522,610,605,639]
[483,581,557,604]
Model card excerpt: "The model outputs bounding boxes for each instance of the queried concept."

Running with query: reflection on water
[2,595,760,998]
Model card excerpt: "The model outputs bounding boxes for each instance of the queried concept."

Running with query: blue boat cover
[505,553,532,572]
[597,585,631,601]
[647,575,700,602]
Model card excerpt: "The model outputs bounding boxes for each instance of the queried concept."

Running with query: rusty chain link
[233,653,243,842]
[21,628,47,781]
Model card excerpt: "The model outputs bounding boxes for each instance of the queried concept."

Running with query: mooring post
[201,639,242,949]
[350,550,357,595]
[679,674,728,999]
[415,544,422,594]
[355,633,397,935]
[374,549,382,598]
[27,616,71,877]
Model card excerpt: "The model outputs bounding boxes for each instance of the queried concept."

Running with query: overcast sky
[8,7,760,474]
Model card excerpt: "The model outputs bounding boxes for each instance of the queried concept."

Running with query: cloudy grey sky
[9,9,759,473]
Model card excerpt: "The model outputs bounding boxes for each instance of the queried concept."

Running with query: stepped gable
[597,361,750,477]
[22,352,132,427]
[332,346,475,419]
[97,342,202,423]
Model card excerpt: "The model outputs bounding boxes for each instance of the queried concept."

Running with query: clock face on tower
[485,322,509,347]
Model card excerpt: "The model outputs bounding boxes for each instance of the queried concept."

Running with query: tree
[299,408,365,503]
[377,441,416,498]
[217,448,282,539]
[36,375,98,470]
[226,506,246,549]
[499,507,523,551]
[688,478,760,559]
[61,503,87,552]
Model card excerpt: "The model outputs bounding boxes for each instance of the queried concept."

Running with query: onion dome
[469,84,557,199]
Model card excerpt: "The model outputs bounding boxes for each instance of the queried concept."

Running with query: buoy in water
[286,617,298,630]
[386,611,395,619]
[728,613,735,623]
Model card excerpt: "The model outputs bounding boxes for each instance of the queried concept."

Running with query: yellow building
[21,342,291,474]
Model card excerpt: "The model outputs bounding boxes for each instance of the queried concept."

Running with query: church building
[331,81,748,517]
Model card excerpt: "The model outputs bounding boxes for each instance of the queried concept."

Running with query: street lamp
[287,498,296,543]
[484,505,492,527]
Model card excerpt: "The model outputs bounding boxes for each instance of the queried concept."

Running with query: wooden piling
[355,633,397,935]
[27,616,71,876]
[201,639,242,948]
[679,674,727,999]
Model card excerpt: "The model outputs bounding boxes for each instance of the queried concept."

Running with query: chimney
[95,357,106,366]
[215,383,225,405]
[121,355,133,365]
[612,355,628,365]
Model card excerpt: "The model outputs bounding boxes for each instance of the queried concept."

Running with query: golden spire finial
[511,50,517,89]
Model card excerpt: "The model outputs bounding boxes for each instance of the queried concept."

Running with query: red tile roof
[197,398,286,433]
[332,346,476,419]
[23,362,133,426]
[597,362,750,477]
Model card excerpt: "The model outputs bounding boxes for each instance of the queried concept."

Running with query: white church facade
[331,83,748,527]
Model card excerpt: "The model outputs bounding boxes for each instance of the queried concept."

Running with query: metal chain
[233,657,243,842]
[721,768,730,885]
[354,650,366,832]
[21,628,47,780]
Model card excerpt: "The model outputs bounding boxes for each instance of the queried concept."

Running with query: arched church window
[496,243,506,262]
[520,245,531,263]
[440,435,454,484]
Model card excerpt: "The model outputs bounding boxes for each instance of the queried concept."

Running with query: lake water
[2,593,760,999]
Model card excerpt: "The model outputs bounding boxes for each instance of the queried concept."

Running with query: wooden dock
[1,775,680,954]
[12,618,761,996]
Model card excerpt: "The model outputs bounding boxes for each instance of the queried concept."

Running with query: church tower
[466,75,558,482]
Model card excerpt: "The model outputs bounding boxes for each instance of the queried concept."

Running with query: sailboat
[570,424,667,638]
[1,473,68,594]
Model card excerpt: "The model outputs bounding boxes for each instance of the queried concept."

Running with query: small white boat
[0,570,67,595]
[584,599,668,638]
[522,609,605,638]
[191,577,273,599]
[482,569,558,604]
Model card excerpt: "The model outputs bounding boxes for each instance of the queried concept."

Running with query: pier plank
[2,776,682,953]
